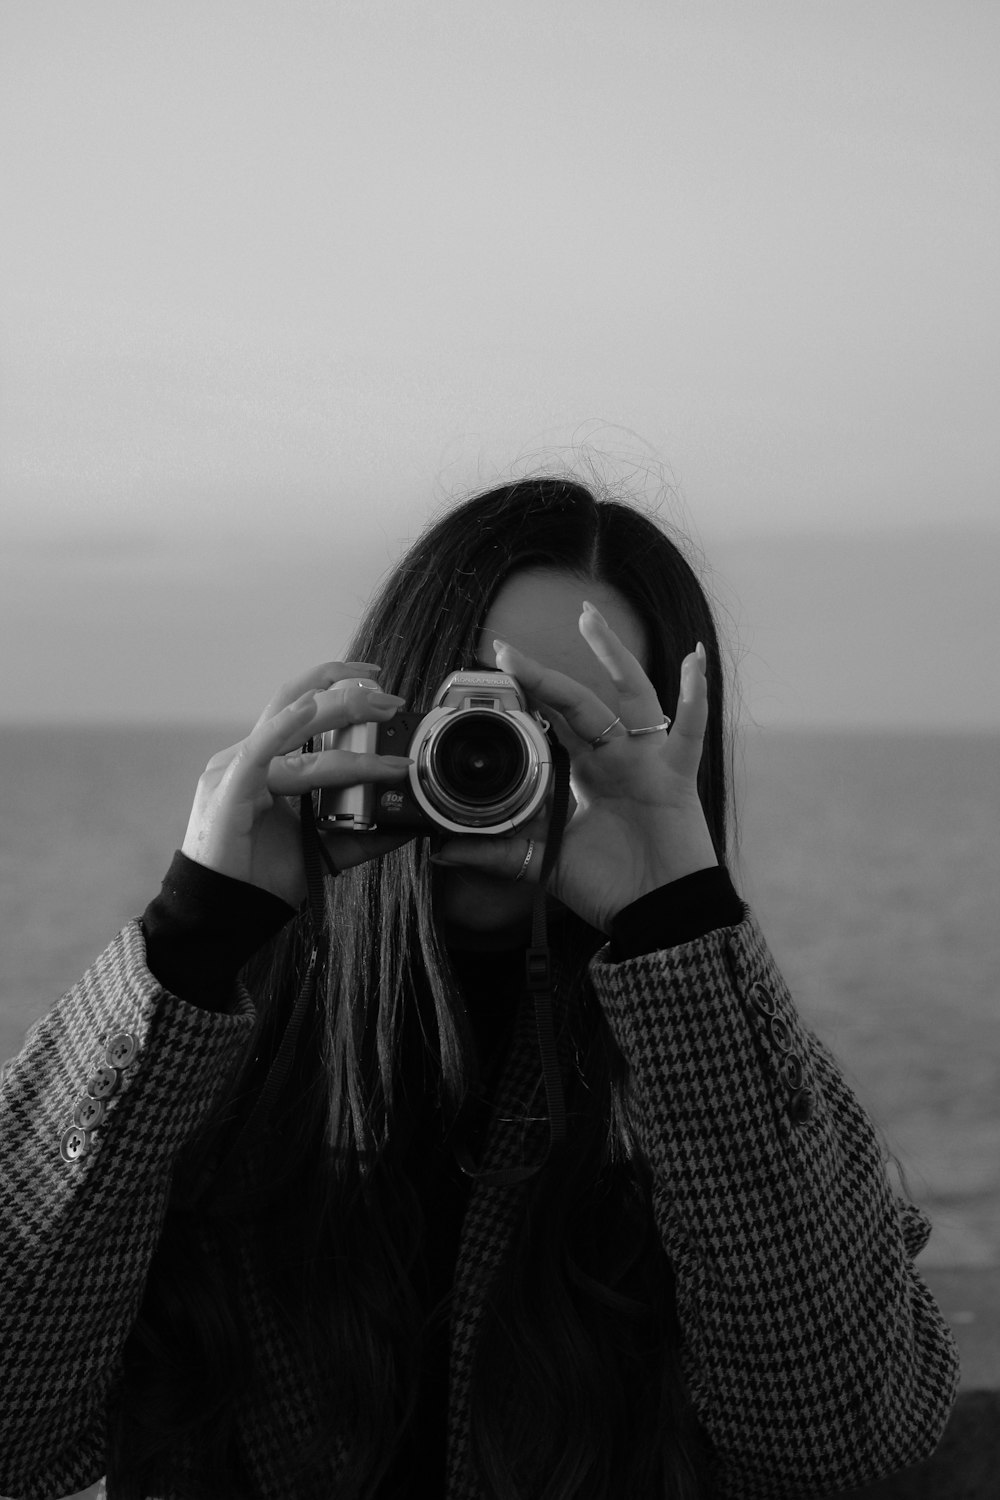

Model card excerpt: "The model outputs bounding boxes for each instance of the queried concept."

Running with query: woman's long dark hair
[111,477,730,1498]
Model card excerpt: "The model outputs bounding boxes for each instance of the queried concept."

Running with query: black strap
[454,736,572,1188]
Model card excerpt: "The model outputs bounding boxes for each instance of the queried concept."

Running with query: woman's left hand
[431,602,719,935]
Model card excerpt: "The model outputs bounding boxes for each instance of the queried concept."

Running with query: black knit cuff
[141,851,297,1011]
[608,866,745,962]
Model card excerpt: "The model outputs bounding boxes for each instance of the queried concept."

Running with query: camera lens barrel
[416,708,549,830]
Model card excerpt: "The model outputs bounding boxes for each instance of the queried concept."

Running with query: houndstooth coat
[0,910,959,1499]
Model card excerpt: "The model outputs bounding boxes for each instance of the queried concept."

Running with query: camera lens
[427,713,529,815]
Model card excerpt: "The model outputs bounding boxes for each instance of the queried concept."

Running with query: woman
[0,478,958,1499]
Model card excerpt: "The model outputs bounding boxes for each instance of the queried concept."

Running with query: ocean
[1,724,997,1268]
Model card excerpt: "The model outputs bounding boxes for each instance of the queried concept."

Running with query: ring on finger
[627,716,672,736]
[588,715,623,750]
[513,838,536,882]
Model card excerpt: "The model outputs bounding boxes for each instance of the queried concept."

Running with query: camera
[313,670,553,836]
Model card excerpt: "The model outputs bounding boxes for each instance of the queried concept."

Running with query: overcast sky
[2,1,998,728]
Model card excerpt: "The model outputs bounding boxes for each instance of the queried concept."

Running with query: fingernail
[581,600,607,625]
[493,637,513,655]
[366,689,406,707]
[695,642,707,673]
[383,756,414,768]
[429,853,459,866]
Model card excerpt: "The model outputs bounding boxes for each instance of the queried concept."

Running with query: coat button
[768,1015,793,1054]
[781,1053,805,1091]
[86,1064,120,1100]
[73,1095,106,1129]
[60,1126,91,1162]
[749,982,777,1017]
[789,1086,816,1124]
[105,1032,138,1069]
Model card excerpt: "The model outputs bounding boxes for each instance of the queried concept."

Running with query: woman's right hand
[181,662,416,908]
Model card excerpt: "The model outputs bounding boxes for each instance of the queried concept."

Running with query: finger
[230,692,325,780]
[205,691,325,804]
[668,645,709,774]
[492,638,617,747]
[430,834,546,885]
[266,747,413,797]
[205,677,391,779]
[578,602,661,724]
[307,680,406,736]
[215,677,405,789]
[254,661,383,728]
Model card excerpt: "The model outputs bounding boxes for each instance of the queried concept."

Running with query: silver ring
[514,838,536,882]
[588,714,622,750]
[627,716,672,737]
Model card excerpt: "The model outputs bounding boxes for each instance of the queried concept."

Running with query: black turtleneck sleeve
[141,850,297,1011]
[608,866,745,962]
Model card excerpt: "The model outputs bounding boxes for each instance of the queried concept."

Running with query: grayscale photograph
[1,4,997,1497]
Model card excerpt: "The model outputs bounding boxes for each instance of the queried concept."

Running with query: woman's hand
[181,662,416,908]
[431,604,719,935]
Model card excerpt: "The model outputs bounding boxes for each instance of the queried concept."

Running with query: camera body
[314,669,552,836]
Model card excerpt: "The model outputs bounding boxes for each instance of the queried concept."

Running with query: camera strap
[453,735,572,1188]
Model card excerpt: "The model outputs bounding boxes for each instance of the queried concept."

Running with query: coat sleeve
[589,908,961,1500]
[0,920,256,1500]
